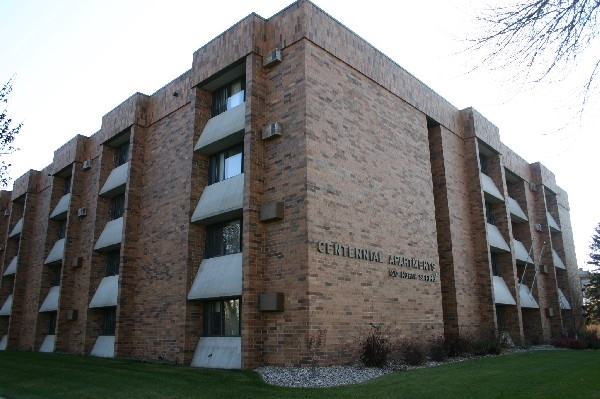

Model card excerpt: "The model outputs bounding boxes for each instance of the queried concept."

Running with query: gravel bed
[256,345,559,388]
[256,365,392,388]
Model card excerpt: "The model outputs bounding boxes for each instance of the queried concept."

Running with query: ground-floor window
[495,305,505,331]
[204,298,240,336]
[48,311,57,335]
[102,307,116,336]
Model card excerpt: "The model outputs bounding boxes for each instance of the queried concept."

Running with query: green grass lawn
[0,350,598,399]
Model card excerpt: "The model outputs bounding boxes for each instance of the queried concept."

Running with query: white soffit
[191,173,244,224]
[91,335,115,358]
[49,193,71,220]
[508,197,528,222]
[486,223,510,253]
[94,217,124,251]
[3,256,18,276]
[99,162,129,197]
[9,217,23,238]
[547,212,561,232]
[558,288,572,310]
[44,238,66,265]
[191,337,241,369]
[188,253,242,300]
[513,239,533,264]
[480,173,504,203]
[493,276,517,305]
[0,335,6,350]
[519,284,539,309]
[552,249,566,269]
[194,104,245,154]
[39,335,56,353]
[39,286,61,312]
[89,275,119,308]
[0,294,13,316]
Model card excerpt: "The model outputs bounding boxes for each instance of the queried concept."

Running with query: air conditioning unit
[262,122,282,140]
[77,207,87,217]
[263,48,282,67]
[82,159,92,170]
[3,209,9,216]
[534,223,542,232]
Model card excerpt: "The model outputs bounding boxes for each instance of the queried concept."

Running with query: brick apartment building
[0,1,582,369]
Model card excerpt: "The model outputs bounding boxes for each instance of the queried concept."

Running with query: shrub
[305,328,327,372]
[473,336,502,356]
[428,336,448,362]
[398,339,427,366]
[360,324,391,368]
[551,335,587,349]
[445,333,475,357]
[583,328,600,350]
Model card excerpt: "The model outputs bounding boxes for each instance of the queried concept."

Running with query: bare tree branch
[472,0,600,109]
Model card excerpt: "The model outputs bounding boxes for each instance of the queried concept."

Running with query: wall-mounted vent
[3,209,9,216]
[72,256,82,268]
[263,48,282,67]
[82,159,92,170]
[0,245,4,251]
[534,223,542,232]
[546,307,555,317]
[262,122,282,140]
[529,182,538,192]
[259,292,285,312]
[77,207,87,217]
[540,264,549,274]
[259,201,284,222]
[66,309,78,321]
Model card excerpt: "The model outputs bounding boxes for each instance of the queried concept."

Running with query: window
[106,250,119,277]
[63,176,72,195]
[52,266,61,286]
[495,305,505,331]
[485,201,495,225]
[110,194,125,220]
[479,153,489,175]
[102,307,116,336]
[58,220,67,239]
[48,311,57,335]
[205,218,242,258]
[208,144,243,184]
[115,141,130,167]
[491,253,500,276]
[204,298,240,336]
[211,76,245,117]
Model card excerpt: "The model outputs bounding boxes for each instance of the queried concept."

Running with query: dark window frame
[479,153,489,175]
[63,176,72,195]
[485,201,496,225]
[58,220,67,240]
[48,311,57,335]
[205,218,242,259]
[115,141,130,167]
[109,194,125,220]
[101,307,116,336]
[491,253,501,276]
[204,298,241,337]
[105,250,120,277]
[211,76,246,117]
[208,144,244,185]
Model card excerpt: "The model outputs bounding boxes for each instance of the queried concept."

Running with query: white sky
[1,0,598,269]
